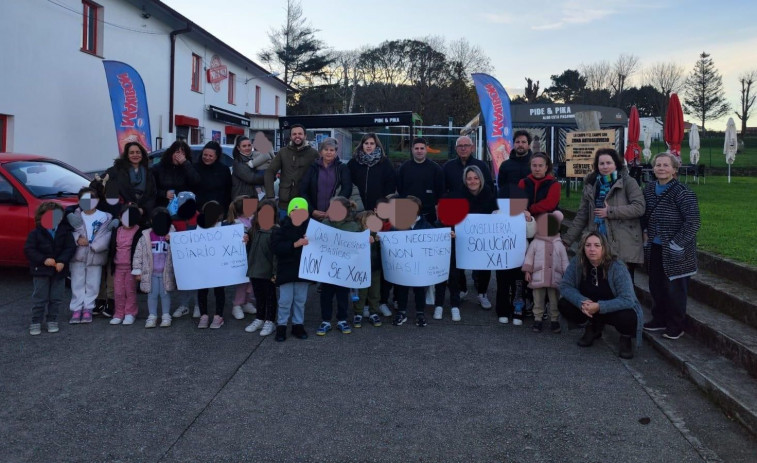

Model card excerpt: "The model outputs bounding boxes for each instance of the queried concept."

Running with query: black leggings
[557,298,637,336]
[198,286,225,318]
[251,278,276,322]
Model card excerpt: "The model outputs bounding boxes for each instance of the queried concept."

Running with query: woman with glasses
[558,232,643,359]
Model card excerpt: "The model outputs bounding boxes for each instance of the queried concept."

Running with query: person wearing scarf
[347,133,397,211]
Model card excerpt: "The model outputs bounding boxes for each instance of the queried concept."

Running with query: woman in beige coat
[563,148,645,280]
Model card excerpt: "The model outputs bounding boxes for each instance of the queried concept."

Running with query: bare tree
[580,61,612,91]
[736,70,757,137]
[643,62,686,124]
[524,77,540,103]
[611,53,641,106]
[446,38,494,77]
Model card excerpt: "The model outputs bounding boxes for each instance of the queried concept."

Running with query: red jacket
[518,174,560,215]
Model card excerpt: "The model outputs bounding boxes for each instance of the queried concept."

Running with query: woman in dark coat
[194,141,232,212]
[299,137,351,219]
[151,140,200,208]
[347,133,396,211]
[104,142,157,219]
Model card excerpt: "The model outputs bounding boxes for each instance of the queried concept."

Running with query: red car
[0,154,92,267]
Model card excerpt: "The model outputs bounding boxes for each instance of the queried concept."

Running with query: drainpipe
[169,24,192,133]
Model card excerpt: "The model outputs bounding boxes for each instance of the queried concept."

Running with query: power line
[46,0,166,35]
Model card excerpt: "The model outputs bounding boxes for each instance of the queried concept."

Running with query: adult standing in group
[231,136,273,199]
[518,152,561,216]
[264,124,319,218]
[442,135,495,303]
[151,140,200,208]
[497,130,533,198]
[558,232,643,359]
[397,137,444,224]
[348,133,396,211]
[299,138,352,219]
[194,141,232,213]
[641,152,700,340]
[104,142,157,219]
[563,148,645,280]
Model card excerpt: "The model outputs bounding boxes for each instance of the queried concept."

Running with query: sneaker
[102,299,114,318]
[197,314,209,329]
[29,323,41,336]
[172,305,190,318]
[524,300,534,318]
[478,294,492,310]
[353,314,363,328]
[110,317,123,325]
[662,328,684,340]
[362,306,370,318]
[242,302,257,314]
[123,314,135,325]
[416,315,428,327]
[532,321,543,333]
[433,306,443,320]
[643,319,666,332]
[81,310,93,323]
[209,315,224,329]
[337,320,352,334]
[550,321,561,334]
[47,321,59,333]
[245,319,264,333]
[160,314,172,327]
[368,314,383,327]
[451,307,461,322]
[193,305,201,318]
[260,320,275,336]
[512,318,523,326]
[392,312,408,326]
[379,304,393,317]
[498,317,509,324]
[292,324,309,339]
[232,305,245,320]
[316,321,332,336]
[145,315,157,328]
[275,325,287,342]
[459,291,468,300]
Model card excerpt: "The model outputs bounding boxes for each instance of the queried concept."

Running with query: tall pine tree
[683,52,730,133]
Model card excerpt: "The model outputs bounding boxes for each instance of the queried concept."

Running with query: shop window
[191,54,202,92]
[81,1,103,55]
[255,86,261,113]
[228,72,236,104]
[190,127,202,145]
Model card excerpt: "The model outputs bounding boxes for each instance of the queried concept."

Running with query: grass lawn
[560,175,757,266]
[643,136,757,169]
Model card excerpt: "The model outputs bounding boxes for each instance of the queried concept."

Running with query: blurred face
[202,148,218,165]
[530,157,547,179]
[362,137,377,154]
[127,145,143,166]
[238,139,253,156]
[514,135,529,155]
[456,137,473,161]
[597,154,617,176]
[172,147,186,165]
[327,200,347,222]
[290,128,306,147]
[412,143,427,163]
[584,235,603,265]
[465,171,481,193]
[654,156,676,183]
[320,145,337,164]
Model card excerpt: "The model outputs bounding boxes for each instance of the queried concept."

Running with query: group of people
[24,126,700,359]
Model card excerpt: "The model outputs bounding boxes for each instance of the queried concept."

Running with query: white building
[639,117,664,142]
[0,0,289,172]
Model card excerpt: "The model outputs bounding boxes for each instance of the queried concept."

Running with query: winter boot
[291,324,308,340]
[619,335,634,359]
[275,325,287,342]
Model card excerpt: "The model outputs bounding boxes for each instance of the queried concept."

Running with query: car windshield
[5,161,90,197]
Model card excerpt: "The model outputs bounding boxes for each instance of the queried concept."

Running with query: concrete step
[641,320,757,438]
[689,268,757,330]
[635,271,757,380]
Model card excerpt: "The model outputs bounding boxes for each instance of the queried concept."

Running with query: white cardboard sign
[298,220,371,288]
[378,228,452,286]
[170,224,249,290]
[455,213,526,270]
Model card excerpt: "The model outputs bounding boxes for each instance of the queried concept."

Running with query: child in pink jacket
[522,211,569,333]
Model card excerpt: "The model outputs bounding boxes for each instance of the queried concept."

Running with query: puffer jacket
[522,234,569,289]
[641,179,700,280]
[131,228,177,293]
[70,209,113,266]
[271,216,309,285]
[347,156,397,211]
[563,169,645,264]
[24,225,76,278]
[264,143,319,210]
[151,159,201,208]
[299,158,352,213]
[232,151,272,199]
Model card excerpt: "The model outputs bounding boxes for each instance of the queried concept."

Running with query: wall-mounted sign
[206,55,228,93]
[565,130,615,177]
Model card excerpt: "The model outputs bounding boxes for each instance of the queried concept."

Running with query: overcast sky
[164,0,757,130]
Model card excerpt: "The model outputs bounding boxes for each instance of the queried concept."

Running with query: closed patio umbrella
[624,106,641,166]
[664,93,684,158]
[724,117,738,183]
[642,131,652,162]
[689,123,700,165]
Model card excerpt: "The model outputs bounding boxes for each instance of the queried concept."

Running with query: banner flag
[103,60,152,154]
[472,73,513,178]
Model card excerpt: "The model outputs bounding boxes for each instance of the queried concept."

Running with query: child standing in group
[108,204,143,325]
[170,191,200,319]
[271,197,311,341]
[68,187,113,324]
[522,211,569,333]
[228,196,257,320]
[317,196,361,336]
[132,208,176,328]
[24,202,76,335]
[196,201,228,329]
[352,210,383,328]
[244,200,278,338]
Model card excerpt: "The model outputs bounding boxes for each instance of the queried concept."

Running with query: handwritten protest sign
[377,228,451,286]
[170,224,248,290]
[455,213,526,270]
[299,220,371,288]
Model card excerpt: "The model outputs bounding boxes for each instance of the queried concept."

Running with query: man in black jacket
[397,138,444,224]
[443,135,494,194]
[497,130,532,198]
